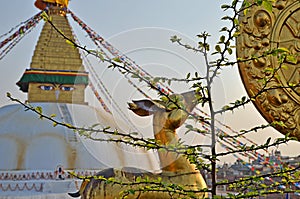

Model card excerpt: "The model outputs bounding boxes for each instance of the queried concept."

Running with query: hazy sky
[0,1,299,162]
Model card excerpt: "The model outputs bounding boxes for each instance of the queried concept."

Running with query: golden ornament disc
[236,0,300,140]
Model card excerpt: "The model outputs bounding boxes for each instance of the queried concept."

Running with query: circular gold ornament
[237,0,300,140]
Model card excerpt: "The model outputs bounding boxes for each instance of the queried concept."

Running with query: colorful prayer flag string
[0,11,43,60]
[68,9,172,95]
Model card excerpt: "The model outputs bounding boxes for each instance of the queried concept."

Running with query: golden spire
[17,1,88,104]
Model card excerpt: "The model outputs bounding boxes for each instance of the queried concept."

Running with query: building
[0,1,158,198]
[216,151,300,198]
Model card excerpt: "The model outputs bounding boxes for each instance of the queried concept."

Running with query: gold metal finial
[34,0,69,10]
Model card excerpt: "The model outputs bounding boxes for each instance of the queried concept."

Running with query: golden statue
[69,91,208,198]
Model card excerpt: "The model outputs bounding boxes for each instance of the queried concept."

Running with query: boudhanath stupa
[0,1,158,198]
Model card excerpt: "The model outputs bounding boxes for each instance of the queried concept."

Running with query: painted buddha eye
[60,86,74,91]
[39,85,54,91]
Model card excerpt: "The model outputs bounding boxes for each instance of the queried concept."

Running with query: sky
[0,0,299,163]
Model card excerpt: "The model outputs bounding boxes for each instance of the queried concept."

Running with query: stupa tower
[0,2,158,197]
[17,0,88,104]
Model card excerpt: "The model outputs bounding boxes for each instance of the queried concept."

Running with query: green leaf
[112,57,122,63]
[227,47,233,55]
[222,105,230,110]
[233,31,241,37]
[186,73,191,79]
[242,96,247,102]
[219,35,225,43]
[220,27,228,32]
[221,4,231,10]
[65,123,73,128]
[288,82,297,87]
[41,11,49,21]
[281,64,288,70]
[276,47,289,53]
[95,51,105,62]
[215,45,221,52]
[265,137,271,146]
[130,132,139,136]
[160,96,168,102]
[35,106,43,114]
[127,189,135,195]
[185,124,193,129]
[262,0,273,12]
[90,123,101,128]
[256,0,263,5]
[135,176,141,183]
[234,18,239,25]
[221,16,231,21]
[286,54,297,64]
[66,40,76,48]
[243,1,251,15]
[170,35,181,43]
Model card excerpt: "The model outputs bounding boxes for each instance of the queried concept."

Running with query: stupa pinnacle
[17,0,88,104]
[34,0,69,11]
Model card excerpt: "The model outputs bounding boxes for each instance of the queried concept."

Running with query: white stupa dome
[0,102,159,198]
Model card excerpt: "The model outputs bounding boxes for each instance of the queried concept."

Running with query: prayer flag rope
[0,11,43,60]
[69,10,172,95]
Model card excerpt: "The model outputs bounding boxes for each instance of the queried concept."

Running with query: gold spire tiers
[17,0,88,104]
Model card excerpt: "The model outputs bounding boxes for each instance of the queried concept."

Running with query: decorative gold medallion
[237,0,300,140]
